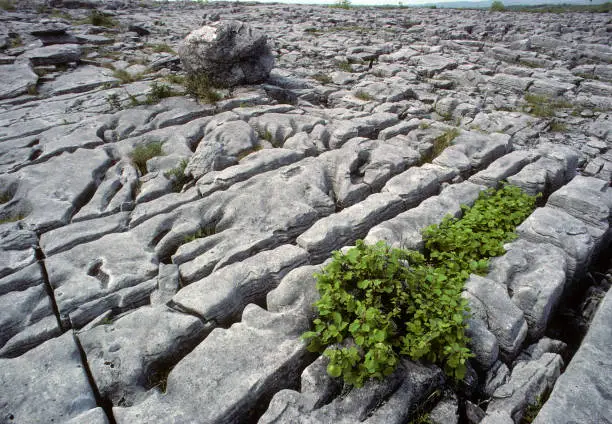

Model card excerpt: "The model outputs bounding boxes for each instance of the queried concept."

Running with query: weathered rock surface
[0,2,610,424]
[179,21,274,87]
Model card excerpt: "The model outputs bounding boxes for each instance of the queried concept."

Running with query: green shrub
[490,0,506,11]
[129,141,164,175]
[303,185,538,387]
[184,73,222,104]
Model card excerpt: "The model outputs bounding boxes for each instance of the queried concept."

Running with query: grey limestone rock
[196,148,304,197]
[533,288,612,424]
[0,63,38,99]
[489,239,568,339]
[187,120,258,178]
[179,21,274,87]
[248,113,325,147]
[483,353,563,424]
[517,207,595,282]
[0,333,98,423]
[429,393,460,424]
[365,181,485,250]
[296,192,405,263]
[465,317,499,370]
[469,150,539,188]
[171,244,309,324]
[38,65,120,96]
[78,305,208,407]
[23,43,81,66]
[45,231,159,328]
[463,274,528,361]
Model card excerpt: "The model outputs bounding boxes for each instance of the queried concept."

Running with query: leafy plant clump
[303,185,538,387]
[129,141,164,175]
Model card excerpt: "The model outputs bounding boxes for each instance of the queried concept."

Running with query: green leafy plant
[129,141,164,175]
[184,73,222,104]
[303,185,538,387]
[490,0,506,11]
[164,159,190,193]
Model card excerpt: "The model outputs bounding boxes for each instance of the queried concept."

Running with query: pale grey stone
[463,275,528,360]
[0,333,98,423]
[484,361,510,398]
[433,131,510,174]
[365,181,485,250]
[484,353,563,423]
[0,63,38,99]
[150,263,180,305]
[40,212,130,256]
[490,74,534,92]
[186,120,258,179]
[429,393,459,424]
[78,305,208,407]
[0,314,61,358]
[533,289,612,424]
[466,318,499,370]
[24,44,81,66]
[517,207,595,281]
[410,54,458,77]
[0,284,58,354]
[39,65,120,96]
[45,231,158,328]
[179,21,274,87]
[171,244,309,324]
[63,408,109,424]
[296,193,405,263]
[0,262,43,297]
[489,239,567,339]
[248,113,325,147]
[283,132,318,155]
[135,172,174,204]
[196,148,304,197]
[2,148,112,232]
[382,165,442,207]
[113,302,312,424]
[469,150,539,187]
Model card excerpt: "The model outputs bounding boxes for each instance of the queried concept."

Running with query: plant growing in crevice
[523,93,572,118]
[549,120,568,132]
[145,82,177,104]
[164,159,190,193]
[183,224,217,243]
[303,185,538,388]
[422,127,460,163]
[85,10,118,28]
[0,0,15,11]
[184,73,222,104]
[0,214,25,225]
[312,73,332,84]
[337,60,353,72]
[520,388,551,423]
[149,43,176,54]
[129,141,164,175]
[354,91,374,101]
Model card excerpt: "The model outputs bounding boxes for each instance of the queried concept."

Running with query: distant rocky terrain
[0,1,611,423]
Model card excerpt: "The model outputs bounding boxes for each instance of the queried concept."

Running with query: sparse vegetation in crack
[129,141,164,176]
[184,73,223,104]
[164,159,190,193]
[523,93,572,118]
[422,127,460,164]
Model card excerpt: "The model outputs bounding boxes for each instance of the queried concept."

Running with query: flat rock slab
[0,63,38,99]
[533,288,612,424]
[45,231,159,328]
[39,65,120,96]
[1,148,112,233]
[23,43,81,66]
[0,332,99,423]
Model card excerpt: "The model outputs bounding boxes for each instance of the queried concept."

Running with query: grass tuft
[0,0,15,11]
[164,159,190,193]
[523,93,572,118]
[184,73,222,104]
[129,141,164,175]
